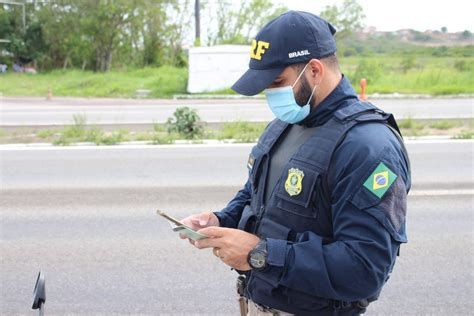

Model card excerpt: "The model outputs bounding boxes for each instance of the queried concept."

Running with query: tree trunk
[63,53,70,69]
[104,50,112,72]
[95,49,101,72]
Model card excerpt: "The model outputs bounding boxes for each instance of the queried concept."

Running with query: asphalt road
[1,97,473,126]
[1,140,473,315]
[1,141,473,190]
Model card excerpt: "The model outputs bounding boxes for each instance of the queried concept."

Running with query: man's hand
[179,211,219,241]
[194,227,260,271]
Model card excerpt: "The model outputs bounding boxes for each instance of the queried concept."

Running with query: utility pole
[194,0,201,46]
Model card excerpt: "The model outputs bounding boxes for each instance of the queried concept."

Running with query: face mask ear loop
[306,82,318,106]
[291,62,310,88]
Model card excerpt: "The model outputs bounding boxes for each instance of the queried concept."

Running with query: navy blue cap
[231,11,337,96]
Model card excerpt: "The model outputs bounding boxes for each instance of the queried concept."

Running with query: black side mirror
[32,271,46,315]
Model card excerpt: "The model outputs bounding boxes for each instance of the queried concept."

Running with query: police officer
[181,11,411,316]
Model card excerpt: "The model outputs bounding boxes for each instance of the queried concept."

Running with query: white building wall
[187,45,250,93]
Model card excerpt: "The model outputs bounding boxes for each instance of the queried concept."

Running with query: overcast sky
[280,0,473,32]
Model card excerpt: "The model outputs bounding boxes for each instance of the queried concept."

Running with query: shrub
[98,130,127,145]
[454,131,473,139]
[152,133,178,144]
[453,60,472,72]
[430,120,456,130]
[401,55,416,73]
[166,107,204,140]
[37,130,56,138]
[352,59,383,84]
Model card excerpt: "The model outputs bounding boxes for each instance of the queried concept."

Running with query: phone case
[172,225,209,240]
[157,209,208,241]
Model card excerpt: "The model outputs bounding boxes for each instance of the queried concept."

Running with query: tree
[1,0,197,71]
[205,0,288,45]
[0,6,14,39]
[37,3,90,69]
[441,26,447,33]
[79,0,142,72]
[139,3,167,66]
[461,30,472,39]
[0,4,48,67]
[320,0,366,41]
[161,0,192,67]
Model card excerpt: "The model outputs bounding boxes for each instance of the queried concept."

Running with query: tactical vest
[238,100,408,314]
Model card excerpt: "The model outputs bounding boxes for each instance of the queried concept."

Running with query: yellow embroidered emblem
[285,168,304,196]
[250,39,270,60]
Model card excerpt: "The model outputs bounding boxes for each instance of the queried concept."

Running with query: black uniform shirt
[264,124,318,205]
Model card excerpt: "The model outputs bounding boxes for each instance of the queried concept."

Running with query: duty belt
[331,296,376,311]
[237,276,377,313]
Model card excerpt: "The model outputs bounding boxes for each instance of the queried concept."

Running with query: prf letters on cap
[250,39,270,60]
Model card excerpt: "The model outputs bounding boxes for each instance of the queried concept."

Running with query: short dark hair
[322,54,340,71]
[290,53,340,72]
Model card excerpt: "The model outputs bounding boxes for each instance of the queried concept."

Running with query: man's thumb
[199,213,209,226]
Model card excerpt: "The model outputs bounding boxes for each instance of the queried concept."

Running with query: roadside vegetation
[49,113,130,146]
[343,55,473,95]
[0,55,473,97]
[1,0,472,97]
[0,110,472,146]
[0,66,187,98]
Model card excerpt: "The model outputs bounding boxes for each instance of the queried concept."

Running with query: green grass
[429,120,457,130]
[397,118,473,137]
[50,113,130,145]
[0,56,473,97]
[98,129,129,145]
[152,132,179,144]
[397,117,425,130]
[217,121,267,143]
[134,132,153,141]
[37,129,57,138]
[0,66,187,98]
[53,127,130,146]
[453,131,473,139]
[1,118,473,145]
[342,56,474,95]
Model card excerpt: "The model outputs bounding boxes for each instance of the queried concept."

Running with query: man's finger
[194,236,224,249]
[197,226,228,238]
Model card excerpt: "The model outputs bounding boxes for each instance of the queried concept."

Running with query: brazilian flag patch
[363,162,397,199]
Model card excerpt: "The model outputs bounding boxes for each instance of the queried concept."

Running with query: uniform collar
[298,75,358,128]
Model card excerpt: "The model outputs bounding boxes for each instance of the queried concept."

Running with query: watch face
[250,251,266,269]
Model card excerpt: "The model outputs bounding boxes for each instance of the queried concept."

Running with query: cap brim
[231,67,285,96]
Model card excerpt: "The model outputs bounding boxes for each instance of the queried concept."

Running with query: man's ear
[307,59,324,84]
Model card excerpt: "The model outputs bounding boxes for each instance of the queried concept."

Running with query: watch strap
[248,239,268,270]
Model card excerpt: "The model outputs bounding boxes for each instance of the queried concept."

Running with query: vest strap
[257,119,288,152]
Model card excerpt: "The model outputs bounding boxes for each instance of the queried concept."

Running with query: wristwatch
[248,239,268,270]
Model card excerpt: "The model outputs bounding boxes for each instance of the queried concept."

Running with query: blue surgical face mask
[264,62,317,124]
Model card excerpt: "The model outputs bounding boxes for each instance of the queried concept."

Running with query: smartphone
[157,209,208,241]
